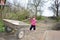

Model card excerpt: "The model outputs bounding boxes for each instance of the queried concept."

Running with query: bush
[0,20,5,32]
[18,15,26,21]
[36,16,45,20]
[3,9,29,21]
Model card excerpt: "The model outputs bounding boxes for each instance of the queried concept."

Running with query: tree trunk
[56,4,59,21]
[35,7,37,17]
[0,6,3,19]
[0,12,2,19]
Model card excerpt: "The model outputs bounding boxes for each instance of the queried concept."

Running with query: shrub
[0,20,5,32]
[36,16,45,20]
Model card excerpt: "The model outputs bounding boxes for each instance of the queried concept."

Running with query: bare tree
[49,0,60,21]
[27,0,42,17]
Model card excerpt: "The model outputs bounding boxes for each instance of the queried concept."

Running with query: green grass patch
[36,16,46,20]
[0,20,5,32]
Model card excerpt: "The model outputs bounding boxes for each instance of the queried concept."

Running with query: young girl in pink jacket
[30,17,37,30]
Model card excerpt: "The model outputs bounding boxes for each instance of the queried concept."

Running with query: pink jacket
[30,18,37,25]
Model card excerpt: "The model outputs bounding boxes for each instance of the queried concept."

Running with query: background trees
[49,0,60,21]
[27,0,44,18]
[1,0,30,20]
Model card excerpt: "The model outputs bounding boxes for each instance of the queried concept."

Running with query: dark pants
[30,25,36,30]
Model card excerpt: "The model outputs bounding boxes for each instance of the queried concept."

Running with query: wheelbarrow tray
[3,19,30,29]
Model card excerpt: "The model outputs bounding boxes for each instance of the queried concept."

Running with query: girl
[30,16,37,30]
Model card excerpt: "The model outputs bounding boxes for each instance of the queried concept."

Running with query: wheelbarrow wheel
[17,29,25,39]
[5,26,13,33]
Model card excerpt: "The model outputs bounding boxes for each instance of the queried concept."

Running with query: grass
[36,16,46,20]
[0,20,5,32]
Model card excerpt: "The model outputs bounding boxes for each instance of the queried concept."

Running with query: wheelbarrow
[3,19,30,39]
